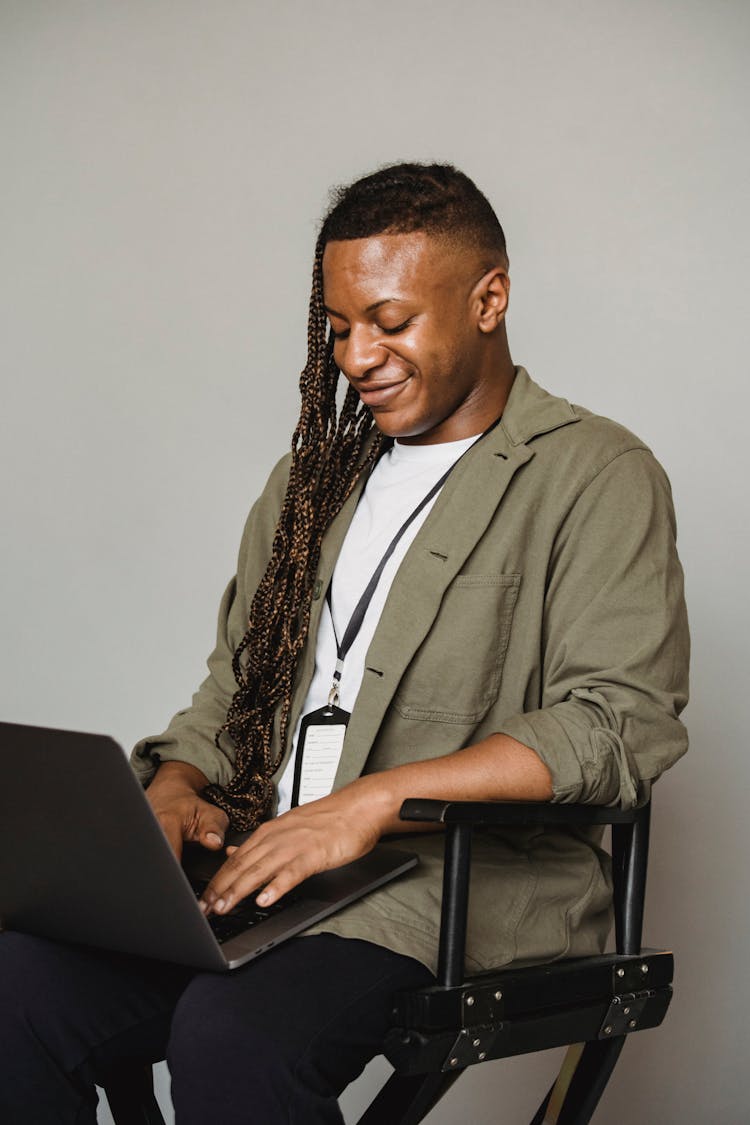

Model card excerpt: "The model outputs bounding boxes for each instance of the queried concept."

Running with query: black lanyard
[325,416,501,706]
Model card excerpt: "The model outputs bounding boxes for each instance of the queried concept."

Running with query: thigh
[0,930,191,1102]
[169,933,433,1124]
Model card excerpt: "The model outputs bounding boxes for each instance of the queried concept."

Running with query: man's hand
[198,775,389,916]
[146,760,229,861]
[196,732,553,917]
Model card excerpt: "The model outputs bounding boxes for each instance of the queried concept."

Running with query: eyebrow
[324,297,405,318]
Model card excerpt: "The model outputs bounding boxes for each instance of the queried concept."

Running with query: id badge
[291,704,350,807]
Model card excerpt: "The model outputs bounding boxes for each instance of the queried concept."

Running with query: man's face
[322,232,506,444]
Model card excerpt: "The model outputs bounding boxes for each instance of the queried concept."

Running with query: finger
[209,847,316,914]
[201,863,268,913]
[195,802,229,850]
[200,839,290,912]
[199,818,324,911]
[254,864,308,907]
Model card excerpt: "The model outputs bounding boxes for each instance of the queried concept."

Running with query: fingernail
[215,898,227,913]
[257,891,270,906]
[197,900,208,914]
[206,832,222,847]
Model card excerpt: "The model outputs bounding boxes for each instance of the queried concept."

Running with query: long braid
[203,239,383,830]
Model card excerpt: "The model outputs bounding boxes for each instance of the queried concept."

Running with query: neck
[472,329,516,429]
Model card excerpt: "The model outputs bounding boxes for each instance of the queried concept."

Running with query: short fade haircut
[320,162,508,263]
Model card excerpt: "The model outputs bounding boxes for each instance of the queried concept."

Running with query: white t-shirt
[276,432,479,814]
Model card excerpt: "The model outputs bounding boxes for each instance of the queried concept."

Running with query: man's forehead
[322,231,469,305]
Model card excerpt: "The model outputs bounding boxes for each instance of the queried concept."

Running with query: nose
[336,325,385,381]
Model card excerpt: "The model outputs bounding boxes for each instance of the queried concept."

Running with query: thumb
[198,801,229,850]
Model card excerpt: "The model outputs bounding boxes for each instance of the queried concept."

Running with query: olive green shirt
[132,368,689,973]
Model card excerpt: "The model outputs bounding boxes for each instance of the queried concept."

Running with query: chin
[372,413,424,440]
[374,415,445,445]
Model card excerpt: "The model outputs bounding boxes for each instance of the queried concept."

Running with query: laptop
[0,722,418,971]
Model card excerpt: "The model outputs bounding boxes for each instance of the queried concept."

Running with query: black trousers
[0,930,433,1125]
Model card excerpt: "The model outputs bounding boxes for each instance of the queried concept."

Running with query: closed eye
[328,319,411,339]
[328,318,413,342]
[382,318,414,335]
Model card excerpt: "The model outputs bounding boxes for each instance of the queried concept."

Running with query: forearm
[351,733,554,836]
[199,734,551,914]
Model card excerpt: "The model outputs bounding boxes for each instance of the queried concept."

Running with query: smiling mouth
[355,377,410,408]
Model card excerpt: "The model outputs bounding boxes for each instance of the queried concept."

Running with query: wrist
[149,760,210,797]
[348,771,404,833]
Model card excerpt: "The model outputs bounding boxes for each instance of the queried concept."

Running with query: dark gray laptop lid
[0,723,418,971]
[0,723,228,969]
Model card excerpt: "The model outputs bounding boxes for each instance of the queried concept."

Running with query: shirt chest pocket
[393,573,521,723]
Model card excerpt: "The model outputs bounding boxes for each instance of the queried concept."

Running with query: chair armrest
[400,799,651,982]
[399,798,639,828]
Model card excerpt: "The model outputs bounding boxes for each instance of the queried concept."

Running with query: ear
[474,267,510,333]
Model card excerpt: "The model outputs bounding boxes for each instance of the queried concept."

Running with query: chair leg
[530,1043,585,1124]
[356,1069,464,1125]
[529,1080,555,1125]
[100,1063,166,1125]
[539,1038,626,1125]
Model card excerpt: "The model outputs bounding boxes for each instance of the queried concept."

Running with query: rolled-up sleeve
[498,448,690,807]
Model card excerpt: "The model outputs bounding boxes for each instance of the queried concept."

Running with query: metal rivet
[494,990,503,1000]
[603,1026,613,1035]
[466,996,475,1006]
[624,1007,631,1015]
[450,1057,459,1067]
[473,1038,481,1047]
[640,963,649,974]
[616,968,625,978]
[629,1019,638,1029]
[478,1052,486,1061]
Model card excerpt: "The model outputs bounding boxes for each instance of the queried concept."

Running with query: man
[0,164,689,1124]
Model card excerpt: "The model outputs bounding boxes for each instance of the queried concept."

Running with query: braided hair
[203,163,507,830]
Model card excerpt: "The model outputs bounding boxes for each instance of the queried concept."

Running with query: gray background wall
[1,1,747,1121]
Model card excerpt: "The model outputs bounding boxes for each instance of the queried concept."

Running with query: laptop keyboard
[191,881,298,945]
[205,901,286,944]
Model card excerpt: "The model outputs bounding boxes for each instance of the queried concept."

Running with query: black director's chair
[102,798,672,1125]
